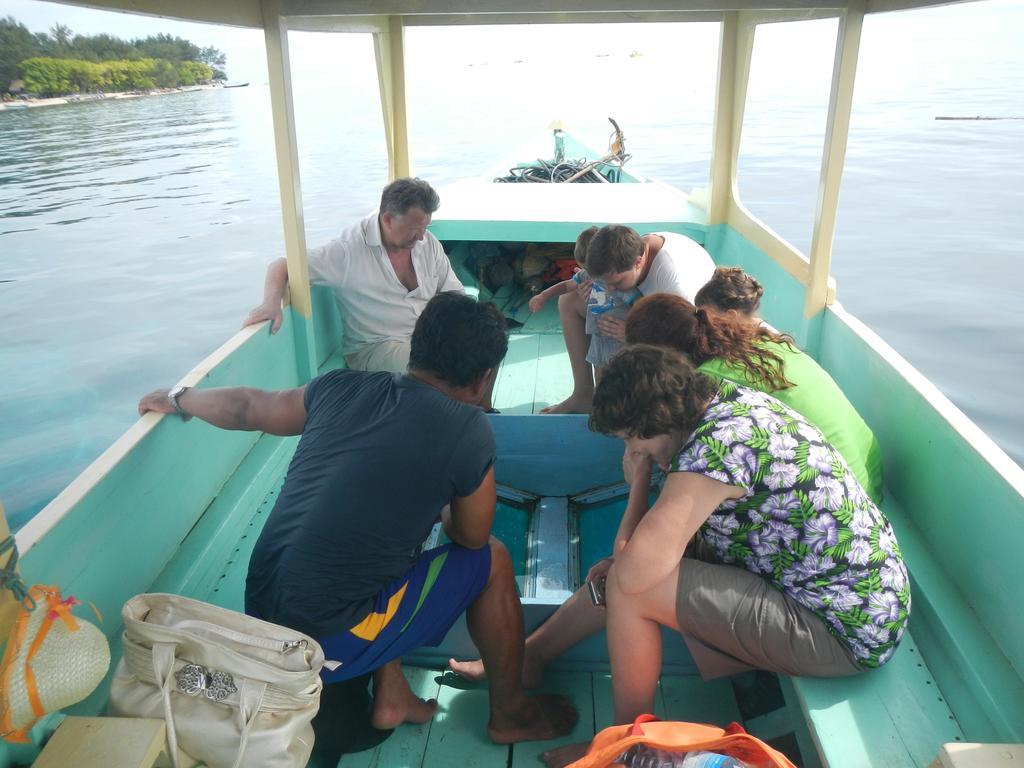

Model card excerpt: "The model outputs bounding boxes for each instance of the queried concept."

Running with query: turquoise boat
[2,2,1023,767]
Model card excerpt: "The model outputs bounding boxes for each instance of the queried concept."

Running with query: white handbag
[108,593,334,768]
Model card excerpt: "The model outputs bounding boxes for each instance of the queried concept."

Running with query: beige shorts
[676,553,864,681]
[345,340,411,374]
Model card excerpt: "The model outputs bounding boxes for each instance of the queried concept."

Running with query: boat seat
[784,631,962,767]
[32,716,172,768]
[783,493,1024,767]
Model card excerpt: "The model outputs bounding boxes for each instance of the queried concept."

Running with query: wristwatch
[168,385,191,417]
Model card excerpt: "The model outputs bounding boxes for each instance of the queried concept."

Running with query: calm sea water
[2,11,1023,530]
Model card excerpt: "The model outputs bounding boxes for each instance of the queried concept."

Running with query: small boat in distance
[223,81,250,88]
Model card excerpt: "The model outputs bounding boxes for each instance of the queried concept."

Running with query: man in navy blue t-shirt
[139,293,576,745]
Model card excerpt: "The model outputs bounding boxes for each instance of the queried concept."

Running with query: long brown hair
[625,293,796,391]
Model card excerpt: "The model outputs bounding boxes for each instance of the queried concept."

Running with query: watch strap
[169,386,190,416]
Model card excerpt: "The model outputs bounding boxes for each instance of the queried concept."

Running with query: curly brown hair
[694,266,764,317]
[625,293,795,391]
[590,344,718,439]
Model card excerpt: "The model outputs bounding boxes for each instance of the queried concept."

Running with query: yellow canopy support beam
[262,0,318,379]
[374,16,412,181]
[804,0,863,317]
[708,13,813,289]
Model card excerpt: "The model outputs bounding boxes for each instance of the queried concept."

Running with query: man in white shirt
[244,178,465,374]
[542,224,715,414]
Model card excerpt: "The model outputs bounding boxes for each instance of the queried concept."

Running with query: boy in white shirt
[542,224,715,414]
[529,226,641,372]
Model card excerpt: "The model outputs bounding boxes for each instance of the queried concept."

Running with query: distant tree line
[18,58,214,97]
[1,17,228,96]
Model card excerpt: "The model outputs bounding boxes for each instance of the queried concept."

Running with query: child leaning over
[528,226,641,367]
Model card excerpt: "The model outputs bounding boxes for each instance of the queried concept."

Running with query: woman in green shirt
[626,292,884,502]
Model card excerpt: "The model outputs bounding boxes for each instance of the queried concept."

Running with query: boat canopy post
[708,12,752,227]
[708,13,815,292]
[804,0,864,318]
[262,0,318,380]
[373,16,412,180]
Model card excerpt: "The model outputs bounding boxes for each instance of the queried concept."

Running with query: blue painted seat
[784,495,1024,767]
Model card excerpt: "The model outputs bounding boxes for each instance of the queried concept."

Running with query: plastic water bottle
[616,744,751,768]
[588,280,613,315]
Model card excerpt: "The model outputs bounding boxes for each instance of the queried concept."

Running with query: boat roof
[51,0,984,31]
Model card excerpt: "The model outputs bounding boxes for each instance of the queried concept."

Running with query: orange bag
[567,715,798,768]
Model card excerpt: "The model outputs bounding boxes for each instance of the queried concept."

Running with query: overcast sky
[3,0,1023,88]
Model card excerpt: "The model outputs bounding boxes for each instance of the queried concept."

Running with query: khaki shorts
[676,553,864,681]
[345,340,411,374]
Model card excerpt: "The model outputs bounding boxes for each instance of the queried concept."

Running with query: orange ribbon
[24,593,80,717]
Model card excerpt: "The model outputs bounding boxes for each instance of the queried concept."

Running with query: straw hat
[1,585,110,743]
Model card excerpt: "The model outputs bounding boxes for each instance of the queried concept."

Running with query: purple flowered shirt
[673,381,910,668]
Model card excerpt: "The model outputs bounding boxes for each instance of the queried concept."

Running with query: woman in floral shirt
[588,344,909,728]
[450,344,909,748]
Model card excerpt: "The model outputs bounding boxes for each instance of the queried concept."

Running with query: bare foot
[448,657,486,682]
[488,693,578,744]
[541,742,590,768]
[370,691,438,730]
[448,654,545,689]
[540,392,593,415]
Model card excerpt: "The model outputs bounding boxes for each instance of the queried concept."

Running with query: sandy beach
[0,82,228,111]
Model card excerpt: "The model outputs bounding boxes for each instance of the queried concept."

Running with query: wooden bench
[32,717,173,768]
[783,494,1024,767]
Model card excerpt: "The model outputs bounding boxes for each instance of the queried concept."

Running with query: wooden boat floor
[320,300,576,414]
[332,667,743,768]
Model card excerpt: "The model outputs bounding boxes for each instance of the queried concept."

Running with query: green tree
[69,32,136,63]
[198,46,227,80]
[135,33,199,63]
[0,17,42,92]
[49,22,72,56]
[176,60,212,86]
[102,59,156,91]
[4,16,223,96]
[198,46,226,68]
[70,60,103,92]
[149,59,178,88]
[20,57,72,97]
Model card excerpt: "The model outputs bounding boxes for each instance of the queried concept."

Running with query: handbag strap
[152,641,182,768]
[231,678,268,768]
[149,641,299,768]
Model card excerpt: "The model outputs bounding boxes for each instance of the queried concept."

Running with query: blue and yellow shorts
[319,542,491,683]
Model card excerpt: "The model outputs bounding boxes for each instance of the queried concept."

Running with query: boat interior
[10,195,1022,767]
[5,1,1024,766]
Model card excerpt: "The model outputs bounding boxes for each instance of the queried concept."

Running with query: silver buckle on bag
[175,663,238,701]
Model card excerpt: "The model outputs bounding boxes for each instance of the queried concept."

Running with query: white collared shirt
[307,211,465,355]
[638,232,716,302]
